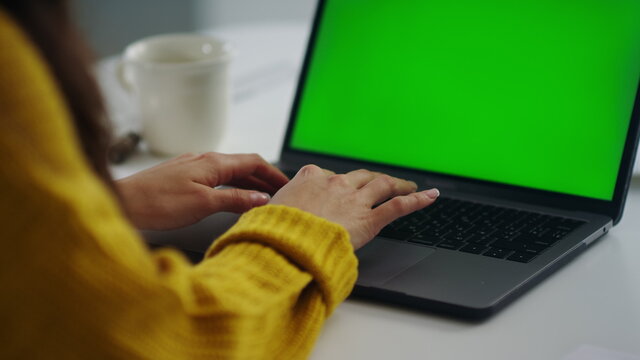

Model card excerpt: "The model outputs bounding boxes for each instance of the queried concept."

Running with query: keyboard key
[467,234,495,246]
[450,222,475,233]
[527,227,551,237]
[479,218,503,227]
[443,231,473,242]
[378,228,413,241]
[437,239,465,250]
[409,233,442,246]
[503,223,524,232]
[483,248,512,259]
[532,238,560,247]
[514,233,542,242]
[492,241,546,254]
[547,218,585,231]
[460,244,487,254]
[507,252,537,263]
[491,230,519,241]
[536,229,570,244]
[423,227,451,237]
[402,224,427,234]
[473,226,497,237]
[548,229,570,240]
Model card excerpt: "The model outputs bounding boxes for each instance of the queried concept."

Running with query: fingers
[295,166,420,208]
[229,175,280,195]
[359,175,418,206]
[343,169,378,188]
[201,153,289,190]
[206,187,271,214]
[296,167,381,189]
[372,189,440,227]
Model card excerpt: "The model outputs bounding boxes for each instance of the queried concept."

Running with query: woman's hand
[270,165,440,250]
[116,152,289,230]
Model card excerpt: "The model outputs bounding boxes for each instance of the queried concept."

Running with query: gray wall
[194,0,315,28]
[72,0,316,58]
[73,0,199,57]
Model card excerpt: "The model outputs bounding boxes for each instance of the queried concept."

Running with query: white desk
[102,23,640,360]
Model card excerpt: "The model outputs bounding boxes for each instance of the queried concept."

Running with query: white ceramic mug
[119,33,230,156]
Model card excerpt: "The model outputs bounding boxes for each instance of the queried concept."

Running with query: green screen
[290,0,640,200]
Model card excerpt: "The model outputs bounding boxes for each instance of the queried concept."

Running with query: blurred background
[72,0,316,58]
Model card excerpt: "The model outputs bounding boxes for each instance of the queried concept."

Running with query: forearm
[151,205,358,359]
[81,205,358,360]
[150,243,325,359]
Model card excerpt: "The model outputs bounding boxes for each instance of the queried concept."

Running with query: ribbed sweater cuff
[206,205,358,314]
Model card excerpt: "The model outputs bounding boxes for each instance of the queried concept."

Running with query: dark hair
[1,0,114,186]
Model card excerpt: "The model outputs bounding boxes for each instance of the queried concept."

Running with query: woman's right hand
[270,165,440,250]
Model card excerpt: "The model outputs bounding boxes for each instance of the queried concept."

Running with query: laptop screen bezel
[280,0,640,225]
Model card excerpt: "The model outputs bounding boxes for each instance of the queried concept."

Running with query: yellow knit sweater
[0,10,357,360]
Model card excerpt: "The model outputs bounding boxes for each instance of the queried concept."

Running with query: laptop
[272,0,640,319]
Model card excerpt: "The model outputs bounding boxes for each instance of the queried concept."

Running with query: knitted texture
[0,10,357,360]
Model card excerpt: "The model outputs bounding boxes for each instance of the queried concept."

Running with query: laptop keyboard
[379,197,585,263]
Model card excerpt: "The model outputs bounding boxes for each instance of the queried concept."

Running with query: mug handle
[116,60,133,93]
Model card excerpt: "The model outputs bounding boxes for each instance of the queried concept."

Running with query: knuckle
[388,196,409,213]
[379,175,396,188]
[228,189,251,208]
[299,164,321,176]
[406,194,422,211]
[328,174,349,186]
[408,193,420,207]
[199,152,220,164]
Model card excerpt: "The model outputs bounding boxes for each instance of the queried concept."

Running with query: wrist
[208,205,358,314]
[114,177,148,229]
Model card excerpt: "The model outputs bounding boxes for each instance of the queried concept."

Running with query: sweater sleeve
[0,10,357,360]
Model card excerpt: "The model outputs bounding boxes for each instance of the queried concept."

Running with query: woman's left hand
[116,152,289,230]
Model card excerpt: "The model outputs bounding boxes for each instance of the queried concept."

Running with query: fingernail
[425,188,440,199]
[409,181,418,190]
[250,192,271,204]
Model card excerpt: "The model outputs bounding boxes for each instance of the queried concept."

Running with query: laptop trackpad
[356,239,435,287]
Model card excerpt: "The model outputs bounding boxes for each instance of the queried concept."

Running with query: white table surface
[101,23,640,360]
